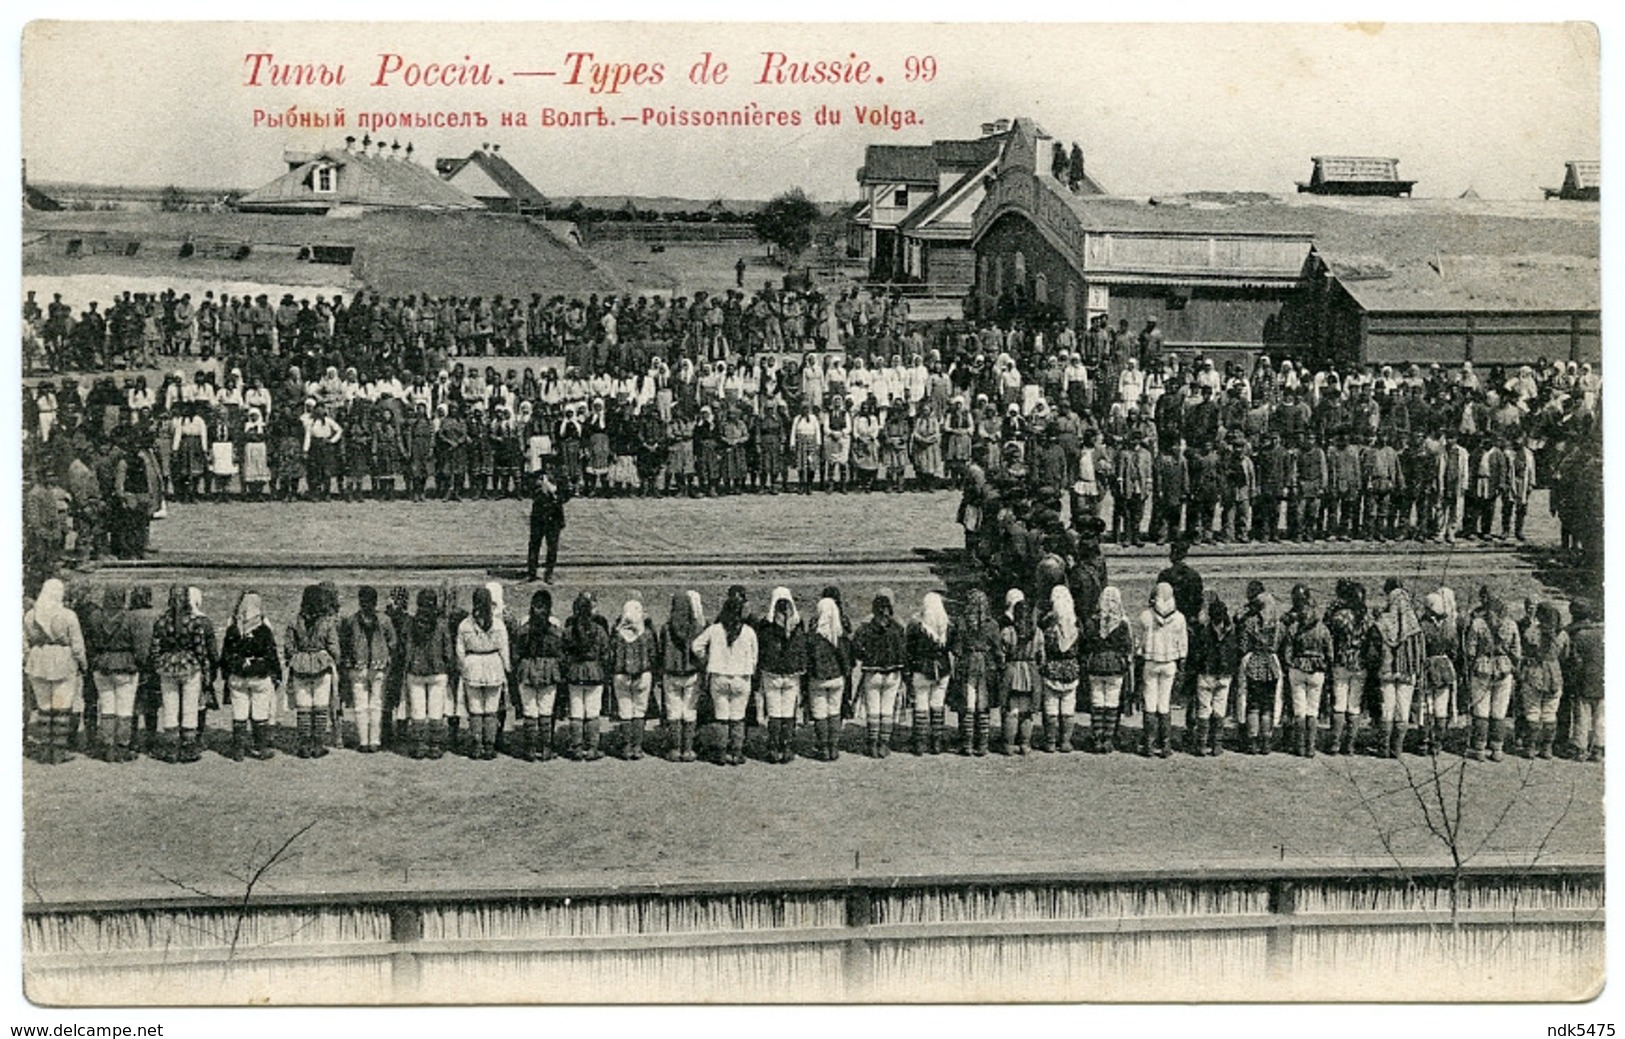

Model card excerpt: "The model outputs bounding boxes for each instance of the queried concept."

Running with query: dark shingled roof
[931,137,1003,170]
[859,145,939,184]
[436,149,548,207]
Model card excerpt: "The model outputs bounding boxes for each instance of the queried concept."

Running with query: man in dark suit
[527,470,573,583]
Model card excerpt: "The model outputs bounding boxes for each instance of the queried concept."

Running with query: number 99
[904,56,937,82]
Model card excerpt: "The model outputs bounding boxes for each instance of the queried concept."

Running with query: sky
[20,21,1600,202]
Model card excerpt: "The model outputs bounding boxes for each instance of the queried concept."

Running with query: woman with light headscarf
[803,595,852,761]
[757,587,809,763]
[948,590,1001,756]
[1373,578,1427,759]
[150,584,216,763]
[998,592,1042,755]
[1084,587,1134,754]
[1038,585,1082,753]
[904,591,954,755]
[220,590,282,761]
[660,591,707,762]
[610,594,658,760]
[24,578,88,764]
[1137,582,1188,759]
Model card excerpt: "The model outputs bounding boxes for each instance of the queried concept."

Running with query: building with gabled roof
[1297,156,1415,197]
[237,139,483,214]
[969,119,1597,365]
[435,144,548,214]
[852,118,1105,287]
[1544,160,1599,201]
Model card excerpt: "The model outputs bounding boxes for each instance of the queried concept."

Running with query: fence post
[389,903,423,1003]
[1267,878,1297,978]
[843,887,875,1000]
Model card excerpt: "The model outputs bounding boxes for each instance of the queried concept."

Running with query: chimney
[361,132,372,149]
[344,135,356,152]
[492,143,500,154]
[981,122,999,136]
[482,142,490,152]
[405,142,415,161]
[391,140,401,159]
[994,119,1011,134]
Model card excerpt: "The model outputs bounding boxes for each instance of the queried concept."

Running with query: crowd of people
[20,568,1604,767]
[20,282,1604,585]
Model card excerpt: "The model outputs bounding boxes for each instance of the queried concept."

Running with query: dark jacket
[852,616,907,671]
[221,622,281,681]
[756,620,809,676]
[905,622,954,680]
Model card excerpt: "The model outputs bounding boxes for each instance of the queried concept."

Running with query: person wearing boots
[1324,580,1371,756]
[1280,584,1332,758]
[456,586,511,761]
[149,585,216,764]
[659,591,707,762]
[1189,595,1239,756]
[1417,589,1460,756]
[401,588,455,760]
[806,594,852,762]
[852,590,908,758]
[948,590,1001,757]
[23,578,88,765]
[1239,582,1283,755]
[610,595,659,760]
[905,591,955,755]
[283,585,340,759]
[756,588,809,763]
[514,590,565,762]
[525,468,572,584]
[220,591,282,761]
[1084,587,1134,754]
[1518,601,1567,760]
[341,587,397,754]
[998,593,1042,756]
[1036,586,1080,753]
[1373,579,1427,758]
[563,592,613,761]
[86,585,142,762]
[1137,582,1187,759]
[1564,601,1603,763]
[692,590,758,765]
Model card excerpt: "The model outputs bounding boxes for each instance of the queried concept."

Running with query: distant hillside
[23,209,623,298]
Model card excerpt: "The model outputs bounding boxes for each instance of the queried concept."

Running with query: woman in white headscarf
[804,595,851,761]
[1038,585,1081,753]
[904,591,954,755]
[1084,587,1134,754]
[757,587,808,763]
[1137,582,1188,759]
[609,594,658,760]
[25,579,88,764]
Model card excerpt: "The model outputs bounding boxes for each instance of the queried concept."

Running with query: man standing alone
[527,470,572,583]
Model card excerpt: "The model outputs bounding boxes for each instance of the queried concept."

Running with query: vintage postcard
[16,20,1603,1008]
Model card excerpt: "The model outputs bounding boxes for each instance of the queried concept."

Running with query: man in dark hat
[526,468,573,583]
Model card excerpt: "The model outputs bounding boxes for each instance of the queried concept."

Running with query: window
[1013,250,1027,286]
[1034,273,1048,304]
[892,188,908,208]
[314,165,335,194]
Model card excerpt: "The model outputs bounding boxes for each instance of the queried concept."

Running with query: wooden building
[1544,160,1600,202]
[237,139,482,215]
[435,144,548,215]
[1296,156,1415,198]
[970,119,1599,366]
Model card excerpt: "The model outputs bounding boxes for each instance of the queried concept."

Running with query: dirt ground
[26,490,1601,905]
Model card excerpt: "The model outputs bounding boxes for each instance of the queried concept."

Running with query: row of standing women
[22,576,1603,765]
